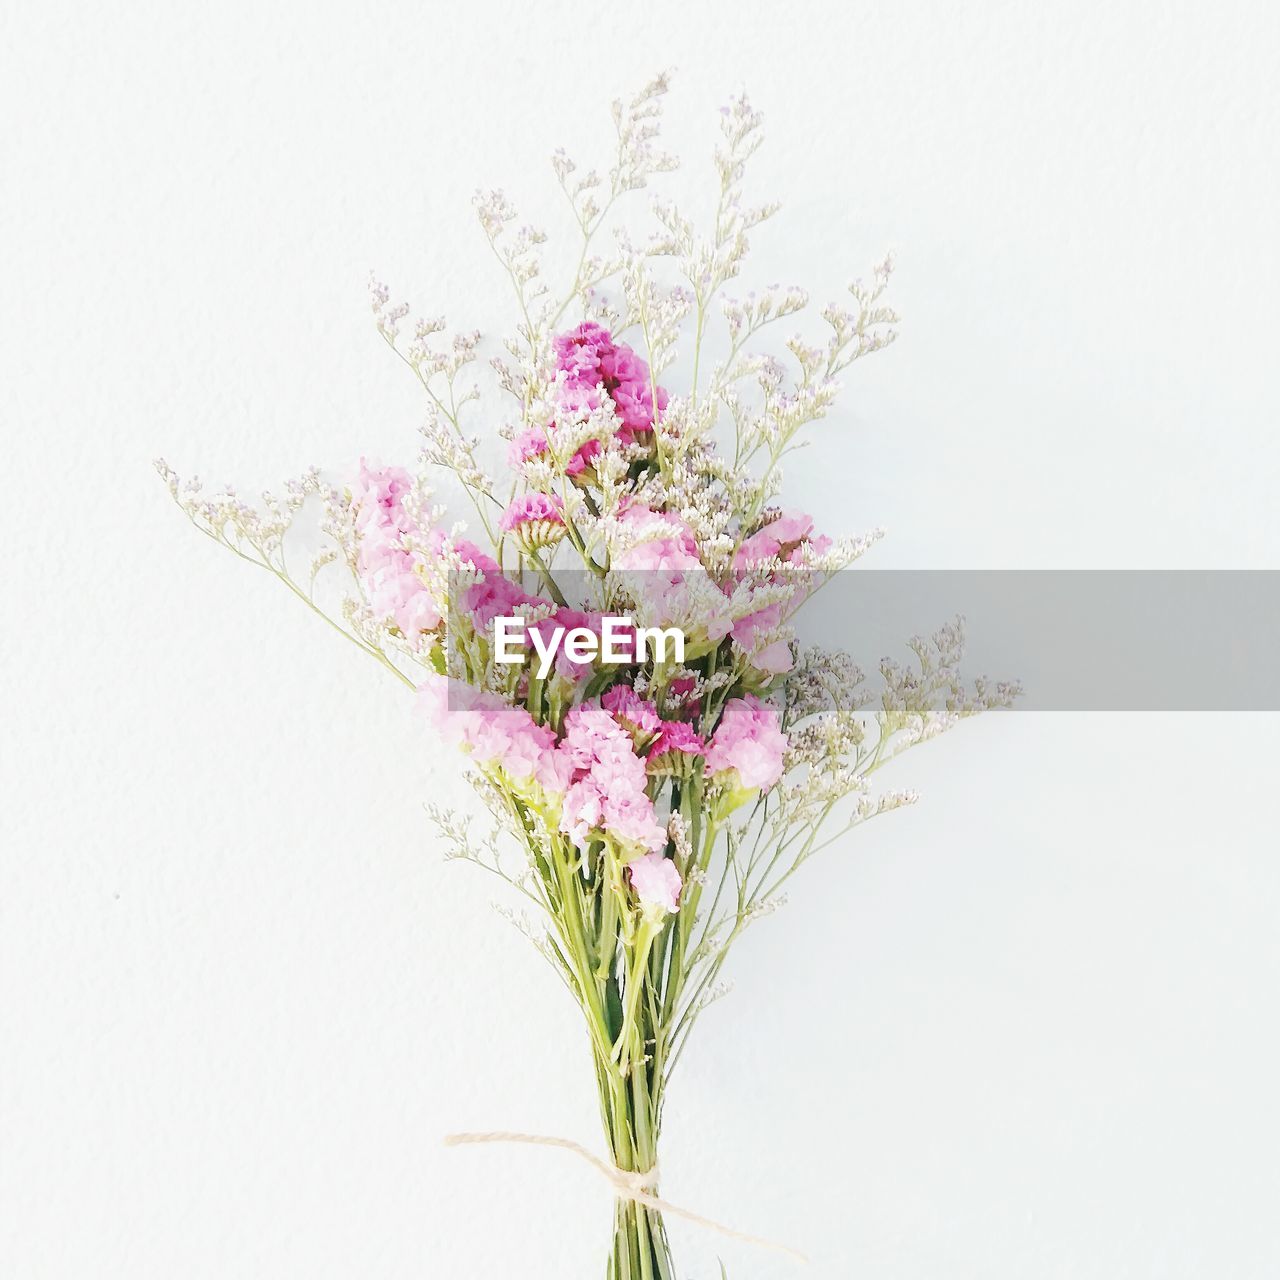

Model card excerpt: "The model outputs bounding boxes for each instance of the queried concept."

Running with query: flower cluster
[508,322,668,485]
[559,702,667,858]
[733,509,832,570]
[553,321,668,442]
[350,461,442,639]
[422,661,792,911]
[498,491,566,553]
[159,76,1018,1280]
[704,693,788,797]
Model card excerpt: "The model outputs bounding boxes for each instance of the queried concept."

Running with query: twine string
[444,1130,808,1264]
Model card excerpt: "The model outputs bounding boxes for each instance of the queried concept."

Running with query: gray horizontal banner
[797,570,1280,711]
[441,569,1280,711]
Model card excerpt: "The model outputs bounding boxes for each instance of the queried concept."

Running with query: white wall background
[4,1,1279,1276]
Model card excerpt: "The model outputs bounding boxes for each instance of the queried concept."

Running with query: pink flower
[704,694,788,792]
[627,852,682,914]
[511,325,673,490]
[351,460,440,638]
[564,438,602,476]
[447,536,500,574]
[349,461,512,642]
[664,677,700,717]
[648,720,705,761]
[604,790,669,852]
[553,321,615,384]
[508,428,550,468]
[747,640,793,675]
[460,572,542,631]
[361,543,442,635]
[561,777,605,846]
[558,703,624,770]
[614,502,702,573]
[599,345,647,385]
[499,492,565,536]
[557,702,667,854]
[733,510,831,571]
[507,425,599,478]
[731,601,793,675]
[598,342,668,432]
[549,324,670,447]
[611,379,667,432]
[602,684,662,740]
[420,676,566,794]
[555,381,604,417]
[351,464,410,541]
[646,720,707,777]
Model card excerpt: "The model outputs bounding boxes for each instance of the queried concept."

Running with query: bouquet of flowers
[159,74,1016,1279]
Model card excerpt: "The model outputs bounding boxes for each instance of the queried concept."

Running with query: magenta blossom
[646,720,707,777]
[663,677,700,718]
[553,321,615,384]
[552,322,669,440]
[650,720,705,757]
[516,323,671,487]
[612,379,667,433]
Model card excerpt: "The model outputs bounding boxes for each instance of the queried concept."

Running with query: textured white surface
[4,2,1280,1276]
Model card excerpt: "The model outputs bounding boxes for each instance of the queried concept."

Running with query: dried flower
[159,76,1015,1280]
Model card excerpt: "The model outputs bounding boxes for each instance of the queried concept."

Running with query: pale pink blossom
[562,777,606,847]
[627,852,682,914]
[460,572,543,631]
[733,510,832,570]
[704,694,788,792]
[420,676,566,793]
[557,702,667,854]
[614,502,701,573]
[499,492,565,532]
[748,639,793,675]
[731,601,793,675]
[602,684,662,739]
[350,459,416,536]
[351,460,440,637]
[507,428,551,469]
[361,543,442,635]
